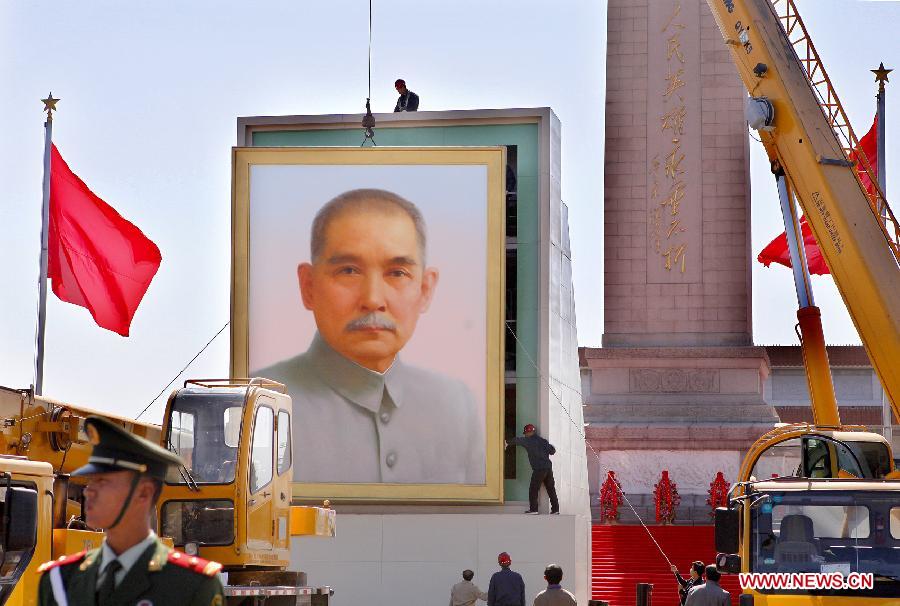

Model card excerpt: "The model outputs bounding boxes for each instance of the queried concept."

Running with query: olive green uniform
[38,536,223,606]
[36,416,225,606]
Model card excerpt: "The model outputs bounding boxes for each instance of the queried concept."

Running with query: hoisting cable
[504,321,674,567]
[361,0,377,146]
[136,321,230,421]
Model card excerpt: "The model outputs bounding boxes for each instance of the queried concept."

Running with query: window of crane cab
[750,437,802,480]
[250,405,275,494]
[224,406,242,448]
[846,440,892,479]
[803,437,867,479]
[771,504,870,540]
[803,438,833,478]
[0,480,39,598]
[890,508,900,539]
[276,410,291,476]
[168,410,195,459]
[165,390,244,485]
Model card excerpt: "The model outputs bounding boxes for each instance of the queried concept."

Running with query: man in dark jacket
[671,561,704,606]
[507,423,559,514]
[488,552,525,606]
[394,78,420,112]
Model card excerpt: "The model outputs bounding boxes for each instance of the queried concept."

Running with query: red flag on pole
[850,114,878,198]
[757,215,830,275]
[757,115,878,275]
[48,144,161,336]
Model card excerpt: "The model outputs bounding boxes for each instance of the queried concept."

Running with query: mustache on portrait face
[345,312,397,332]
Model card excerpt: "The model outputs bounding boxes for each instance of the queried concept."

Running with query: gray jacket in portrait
[254,333,485,484]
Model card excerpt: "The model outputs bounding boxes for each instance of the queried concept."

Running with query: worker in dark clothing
[394,78,419,112]
[507,423,559,514]
[672,561,705,606]
[488,552,525,606]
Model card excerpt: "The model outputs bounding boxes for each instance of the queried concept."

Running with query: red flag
[849,114,878,198]
[757,115,878,276]
[48,144,161,336]
[757,215,830,275]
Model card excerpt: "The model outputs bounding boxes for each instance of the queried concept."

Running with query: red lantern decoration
[654,470,681,524]
[599,471,623,523]
[707,471,730,514]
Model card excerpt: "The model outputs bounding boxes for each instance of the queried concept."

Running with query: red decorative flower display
[654,470,681,524]
[599,471,623,523]
[707,471,730,514]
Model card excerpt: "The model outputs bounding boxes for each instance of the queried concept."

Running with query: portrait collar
[307,333,405,413]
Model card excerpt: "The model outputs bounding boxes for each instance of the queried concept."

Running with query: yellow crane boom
[0,385,160,476]
[705,0,900,424]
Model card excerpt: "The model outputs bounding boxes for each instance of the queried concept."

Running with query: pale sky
[0,0,897,421]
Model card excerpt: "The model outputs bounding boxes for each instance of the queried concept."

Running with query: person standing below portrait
[37,416,224,606]
[394,78,419,112]
[254,188,484,485]
[532,564,576,606]
[488,552,525,606]
[507,423,559,514]
[451,569,488,606]
[671,561,704,606]
[685,565,730,606]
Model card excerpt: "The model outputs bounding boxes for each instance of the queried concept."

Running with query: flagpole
[34,93,58,396]
[872,63,890,194]
[872,63,892,444]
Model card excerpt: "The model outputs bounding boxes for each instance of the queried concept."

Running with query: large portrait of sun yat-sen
[231,147,505,503]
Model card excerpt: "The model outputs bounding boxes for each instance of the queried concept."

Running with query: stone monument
[583,0,778,523]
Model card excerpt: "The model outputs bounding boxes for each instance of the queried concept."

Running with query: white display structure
[236,108,592,605]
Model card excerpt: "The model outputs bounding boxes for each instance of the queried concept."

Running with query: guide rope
[136,321,230,421]
[504,321,674,567]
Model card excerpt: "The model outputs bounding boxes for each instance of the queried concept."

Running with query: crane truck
[0,379,335,606]
[701,0,900,602]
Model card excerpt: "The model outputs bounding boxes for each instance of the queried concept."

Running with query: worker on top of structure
[37,416,224,606]
[394,78,419,112]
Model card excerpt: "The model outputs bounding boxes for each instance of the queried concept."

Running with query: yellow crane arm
[705,0,900,422]
[0,385,161,475]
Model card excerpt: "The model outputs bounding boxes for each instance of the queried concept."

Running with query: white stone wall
[292,514,582,606]
[544,145,591,595]
[767,367,882,406]
[592,449,741,496]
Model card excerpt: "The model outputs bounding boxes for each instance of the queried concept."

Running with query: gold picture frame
[231,147,505,503]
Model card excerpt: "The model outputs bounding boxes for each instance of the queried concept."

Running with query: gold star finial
[872,63,892,92]
[41,93,59,121]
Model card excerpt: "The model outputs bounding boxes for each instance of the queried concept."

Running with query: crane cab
[158,379,294,571]
[0,457,52,606]
[743,424,895,483]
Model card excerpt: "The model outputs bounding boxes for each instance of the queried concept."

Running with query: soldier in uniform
[37,416,224,606]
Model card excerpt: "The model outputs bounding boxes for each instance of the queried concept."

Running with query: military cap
[72,416,184,480]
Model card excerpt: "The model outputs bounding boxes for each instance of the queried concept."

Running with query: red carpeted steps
[591,524,740,606]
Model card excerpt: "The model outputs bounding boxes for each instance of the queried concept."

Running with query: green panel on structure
[251,122,540,503]
[515,177,540,245]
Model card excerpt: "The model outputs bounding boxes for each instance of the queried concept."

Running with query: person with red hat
[394,78,419,112]
[487,552,525,606]
[506,423,559,514]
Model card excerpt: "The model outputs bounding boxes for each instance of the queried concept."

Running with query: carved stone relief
[629,368,720,393]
